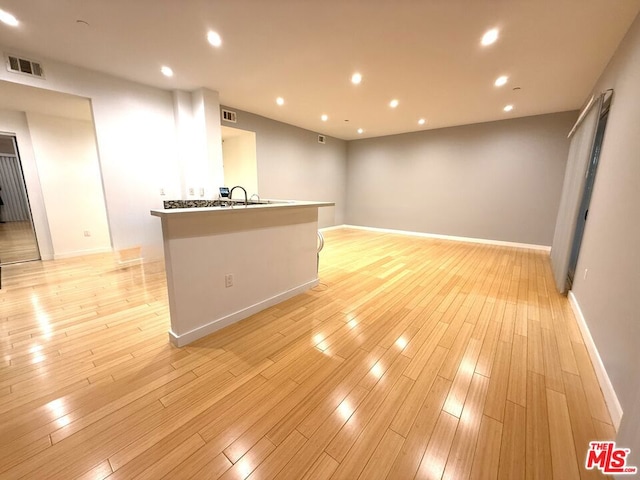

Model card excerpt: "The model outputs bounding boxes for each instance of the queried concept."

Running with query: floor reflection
[0,220,40,264]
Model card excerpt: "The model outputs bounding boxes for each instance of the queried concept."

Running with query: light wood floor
[0,228,614,479]
[0,221,40,265]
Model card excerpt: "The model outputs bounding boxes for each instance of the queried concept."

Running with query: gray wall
[568,13,640,469]
[346,111,577,246]
[220,107,348,228]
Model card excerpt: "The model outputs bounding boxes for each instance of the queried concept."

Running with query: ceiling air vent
[318,135,326,144]
[222,109,237,123]
[5,54,45,78]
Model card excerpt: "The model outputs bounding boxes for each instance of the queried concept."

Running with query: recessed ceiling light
[357,128,364,134]
[481,28,499,46]
[504,104,514,112]
[276,97,285,106]
[351,72,362,84]
[0,8,19,26]
[321,114,328,122]
[418,118,426,125]
[389,99,399,108]
[207,30,222,47]
[161,66,174,77]
[494,75,508,87]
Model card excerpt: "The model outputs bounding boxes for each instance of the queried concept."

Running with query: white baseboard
[40,251,54,261]
[341,224,551,251]
[53,246,113,260]
[319,224,346,232]
[568,291,623,430]
[169,279,319,347]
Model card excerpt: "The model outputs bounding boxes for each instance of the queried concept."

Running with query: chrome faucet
[229,185,248,205]
[250,193,260,203]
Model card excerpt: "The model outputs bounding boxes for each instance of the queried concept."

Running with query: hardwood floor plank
[5,399,166,479]
[499,303,516,344]
[245,430,306,479]
[404,322,447,379]
[272,386,369,479]
[515,303,528,338]
[443,338,482,418]
[324,356,411,463]
[442,373,489,480]
[402,311,443,359]
[266,347,382,445]
[547,388,581,480]
[51,368,197,445]
[388,375,451,480]
[541,326,566,394]
[104,373,275,479]
[327,376,413,479]
[525,371,553,480]
[414,410,459,480]
[355,428,404,480]
[526,319,544,375]
[484,340,512,422]
[300,453,339,480]
[224,355,367,464]
[218,436,276,480]
[506,334,527,407]
[0,434,51,475]
[550,310,580,376]
[593,419,616,441]
[497,401,526,480]
[186,454,233,480]
[562,371,605,480]
[197,378,298,445]
[107,371,244,471]
[469,415,502,480]
[475,320,500,377]
[162,452,231,480]
[75,459,113,480]
[438,322,474,380]
[108,432,206,480]
[390,345,447,436]
[571,342,611,424]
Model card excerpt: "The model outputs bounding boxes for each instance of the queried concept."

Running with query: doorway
[221,126,258,195]
[566,92,612,288]
[0,134,40,264]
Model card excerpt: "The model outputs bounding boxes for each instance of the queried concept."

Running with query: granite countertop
[150,199,334,217]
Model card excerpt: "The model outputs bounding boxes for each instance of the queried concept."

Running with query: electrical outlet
[225,274,233,288]
[199,188,205,197]
[188,187,195,196]
[83,230,91,237]
[160,188,165,196]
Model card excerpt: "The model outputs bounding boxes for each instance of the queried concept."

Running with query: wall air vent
[222,109,237,123]
[318,135,326,144]
[5,54,45,78]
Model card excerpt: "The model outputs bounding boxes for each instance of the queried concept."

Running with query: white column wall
[25,112,111,258]
[189,88,224,199]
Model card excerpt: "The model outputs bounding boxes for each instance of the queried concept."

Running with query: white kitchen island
[151,200,334,346]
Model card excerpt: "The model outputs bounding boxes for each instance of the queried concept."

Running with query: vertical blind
[0,155,31,222]
[550,95,602,293]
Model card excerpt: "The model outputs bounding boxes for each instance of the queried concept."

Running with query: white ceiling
[0,0,639,140]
